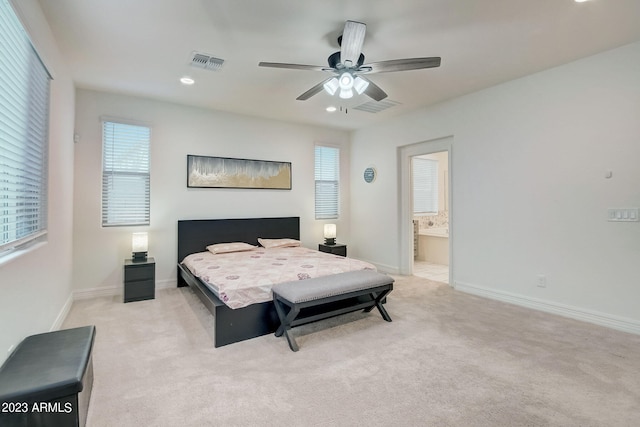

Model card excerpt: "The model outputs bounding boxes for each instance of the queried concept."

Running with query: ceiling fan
[258,20,441,102]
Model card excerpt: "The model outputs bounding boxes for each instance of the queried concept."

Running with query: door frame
[398,136,453,282]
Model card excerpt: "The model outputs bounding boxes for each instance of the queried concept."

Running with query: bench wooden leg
[273,297,301,351]
[362,288,393,322]
[376,300,392,322]
[283,326,299,352]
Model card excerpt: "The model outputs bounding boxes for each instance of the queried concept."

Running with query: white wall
[72,90,350,293]
[350,41,640,332]
[0,0,75,363]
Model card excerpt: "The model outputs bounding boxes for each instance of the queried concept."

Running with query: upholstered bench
[0,325,96,427]
[272,270,394,351]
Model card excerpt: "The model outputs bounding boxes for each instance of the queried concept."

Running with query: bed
[176,217,376,347]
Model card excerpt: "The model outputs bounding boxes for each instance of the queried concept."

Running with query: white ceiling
[38,0,640,131]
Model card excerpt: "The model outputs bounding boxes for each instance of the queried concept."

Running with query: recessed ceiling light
[574,0,589,3]
[180,76,195,85]
[326,106,337,112]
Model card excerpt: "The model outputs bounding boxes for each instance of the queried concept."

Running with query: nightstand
[124,257,155,303]
[318,243,347,257]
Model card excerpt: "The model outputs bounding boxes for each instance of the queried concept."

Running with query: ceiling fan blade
[296,78,333,101]
[259,62,330,72]
[340,20,366,67]
[361,77,388,101]
[361,57,441,74]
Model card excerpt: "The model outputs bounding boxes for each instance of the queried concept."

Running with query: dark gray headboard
[177,217,300,262]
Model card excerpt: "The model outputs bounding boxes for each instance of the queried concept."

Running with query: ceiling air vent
[353,99,401,113]
[189,51,224,71]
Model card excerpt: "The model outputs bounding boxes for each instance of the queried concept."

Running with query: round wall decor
[363,167,377,183]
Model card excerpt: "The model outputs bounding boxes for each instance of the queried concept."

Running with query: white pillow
[257,238,301,249]
[206,242,257,254]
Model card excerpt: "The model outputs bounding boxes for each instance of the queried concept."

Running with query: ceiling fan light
[339,88,353,99]
[323,78,339,96]
[338,72,354,90]
[353,76,369,94]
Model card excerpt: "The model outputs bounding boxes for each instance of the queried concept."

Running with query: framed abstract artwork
[187,155,292,190]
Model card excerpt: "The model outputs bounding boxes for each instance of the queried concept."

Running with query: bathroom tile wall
[414,211,449,230]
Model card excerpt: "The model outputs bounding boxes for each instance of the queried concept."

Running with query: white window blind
[412,157,438,214]
[101,121,150,226]
[0,0,51,253]
[315,145,339,220]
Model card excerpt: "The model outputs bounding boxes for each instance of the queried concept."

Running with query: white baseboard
[156,279,176,290]
[73,279,177,301]
[364,260,400,275]
[50,293,73,331]
[73,285,120,300]
[453,280,640,336]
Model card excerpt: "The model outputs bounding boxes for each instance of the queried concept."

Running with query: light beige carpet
[62,276,640,426]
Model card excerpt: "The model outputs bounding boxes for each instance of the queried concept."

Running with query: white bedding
[182,246,376,309]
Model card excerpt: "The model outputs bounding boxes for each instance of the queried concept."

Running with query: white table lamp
[131,232,148,262]
[323,224,336,245]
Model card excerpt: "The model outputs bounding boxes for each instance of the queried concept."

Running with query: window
[314,145,339,219]
[101,121,150,226]
[412,157,438,214]
[0,0,51,254]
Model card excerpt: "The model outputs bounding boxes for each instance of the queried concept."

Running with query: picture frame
[187,155,292,190]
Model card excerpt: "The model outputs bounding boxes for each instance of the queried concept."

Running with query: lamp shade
[339,88,353,99]
[131,232,148,253]
[353,76,369,94]
[323,77,339,96]
[324,224,336,239]
[338,73,354,90]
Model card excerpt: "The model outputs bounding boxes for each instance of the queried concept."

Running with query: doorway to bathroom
[398,136,452,285]
[412,151,449,283]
